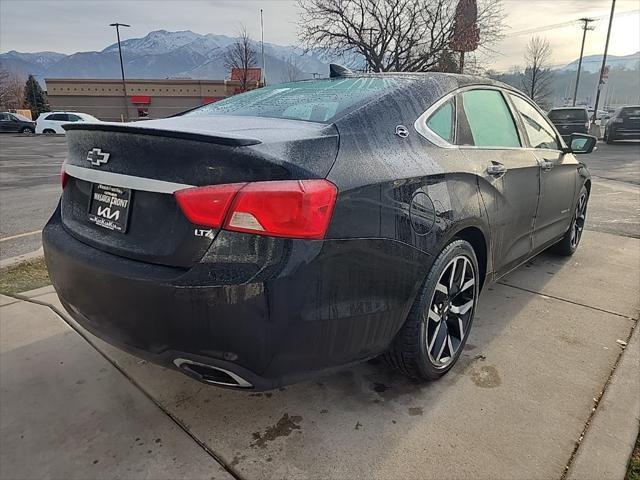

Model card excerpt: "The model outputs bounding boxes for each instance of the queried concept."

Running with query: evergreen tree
[23,75,49,118]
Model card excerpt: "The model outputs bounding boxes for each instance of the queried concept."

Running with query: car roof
[549,106,588,111]
[320,71,521,92]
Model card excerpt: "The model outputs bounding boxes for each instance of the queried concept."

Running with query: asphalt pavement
[0,134,638,262]
[0,134,638,479]
[0,134,66,260]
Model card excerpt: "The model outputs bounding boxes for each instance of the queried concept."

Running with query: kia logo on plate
[86,148,110,166]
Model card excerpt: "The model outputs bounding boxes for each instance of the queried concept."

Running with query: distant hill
[0,29,336,87]
[556,51,640,73]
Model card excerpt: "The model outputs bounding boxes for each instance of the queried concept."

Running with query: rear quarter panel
[326,76,491,265]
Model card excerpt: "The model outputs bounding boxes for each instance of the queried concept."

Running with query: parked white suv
[36,112,100,134]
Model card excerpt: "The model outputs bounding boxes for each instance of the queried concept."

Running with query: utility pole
[572,17,595,106]
[109,22,130,121]
[591,0,616,130]
[260,9,266,86]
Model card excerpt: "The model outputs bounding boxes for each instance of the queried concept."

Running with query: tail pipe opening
[173,358,253,388]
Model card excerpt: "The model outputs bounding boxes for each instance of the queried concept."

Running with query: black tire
[20,127,34,134]
[606,130,615,144]
[553,185,589,256]
[383,239,479,381]
[43,129,56,135]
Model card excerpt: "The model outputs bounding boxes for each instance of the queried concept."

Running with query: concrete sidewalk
[0,294,233,479]
[1,230,638,480]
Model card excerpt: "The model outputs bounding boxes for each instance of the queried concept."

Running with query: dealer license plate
[88,183,132,233]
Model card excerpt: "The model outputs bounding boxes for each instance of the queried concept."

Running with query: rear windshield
[620,107,640,117]
[548,109,588,122]
[185,78,406,123]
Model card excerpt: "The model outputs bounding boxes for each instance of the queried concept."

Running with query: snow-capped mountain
[0,29,342,85]
[102,29,202,56]
[7,29,636,87]
[556,51,640,73]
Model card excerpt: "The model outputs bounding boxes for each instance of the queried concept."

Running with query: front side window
[460,90,520,148]
[425,98,455,143]
[509,94,560,150]
[67,114,82,122]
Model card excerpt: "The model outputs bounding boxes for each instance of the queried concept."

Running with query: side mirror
[565,133,597,155]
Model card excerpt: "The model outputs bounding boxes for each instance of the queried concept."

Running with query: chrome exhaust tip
[173,358,252,388]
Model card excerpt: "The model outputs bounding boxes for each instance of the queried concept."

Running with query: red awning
[130,95,151,104]
[203,97,223,104]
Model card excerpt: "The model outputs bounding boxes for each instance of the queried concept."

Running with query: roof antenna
[329,64,353,78]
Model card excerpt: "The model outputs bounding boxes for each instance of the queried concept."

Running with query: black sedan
[0,112,35,133]
[43,69,595,390]
[604,105,640,143]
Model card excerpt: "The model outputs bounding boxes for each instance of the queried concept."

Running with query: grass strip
[0,257,50,295]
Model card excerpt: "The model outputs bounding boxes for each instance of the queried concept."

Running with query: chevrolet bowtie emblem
[86,148,110,166]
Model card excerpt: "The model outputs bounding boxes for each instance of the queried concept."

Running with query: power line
[506,8,638,37]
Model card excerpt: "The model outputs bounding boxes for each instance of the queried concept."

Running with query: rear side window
[460,90,520,148]
[426,99,455,143]
[548,109,588,122]
[620,107,640,117]
[509,94,560,150]
[185,78,408,123]
[46,113,68,121]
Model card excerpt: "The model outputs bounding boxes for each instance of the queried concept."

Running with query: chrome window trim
[415,84,528,150]
[64,163,193,194]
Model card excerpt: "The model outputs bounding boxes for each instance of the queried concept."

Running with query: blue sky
[1,0,638,70]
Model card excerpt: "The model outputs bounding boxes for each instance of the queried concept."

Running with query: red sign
[130,95,151,104]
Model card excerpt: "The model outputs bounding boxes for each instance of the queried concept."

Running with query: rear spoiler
[63,122,262,147]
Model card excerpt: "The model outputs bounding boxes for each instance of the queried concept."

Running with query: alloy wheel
[570,193,588,249]
[425,255,476,368]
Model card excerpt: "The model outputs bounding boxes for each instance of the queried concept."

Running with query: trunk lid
[60,116,339,268]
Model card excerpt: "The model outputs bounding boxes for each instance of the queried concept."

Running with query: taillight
[61,165,69,189]
[174,183,245,228]
[175,180,337,240]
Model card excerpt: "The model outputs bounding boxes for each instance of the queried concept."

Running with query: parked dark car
[0,112,35,133]
[604,105,640,144]
[547,107,590,140]
[43,69,595,390]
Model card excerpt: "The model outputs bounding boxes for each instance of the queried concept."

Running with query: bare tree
[521,36,554,105]
[282,57,303,82]
[297,0,504,73]
[0,65,26,110]
[224,26,259,92]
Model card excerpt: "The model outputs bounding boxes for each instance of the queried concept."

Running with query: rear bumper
[44,207,430,390]
[610,128,640,139]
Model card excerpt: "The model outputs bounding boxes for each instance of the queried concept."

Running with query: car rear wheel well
[453,226,488,291]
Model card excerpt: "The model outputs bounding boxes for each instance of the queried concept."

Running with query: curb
[566,321,640,479]
[0,248,44,269]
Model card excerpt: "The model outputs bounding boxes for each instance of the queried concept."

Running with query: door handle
[486,162,507,178]
[541,160,554,172]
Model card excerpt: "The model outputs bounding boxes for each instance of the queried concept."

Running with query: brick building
[45,73,262,122]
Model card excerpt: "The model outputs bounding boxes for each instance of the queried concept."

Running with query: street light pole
[591,0,616,129]
[260,10,266,86]
[572,18,594,106]
[110,22,130,121]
